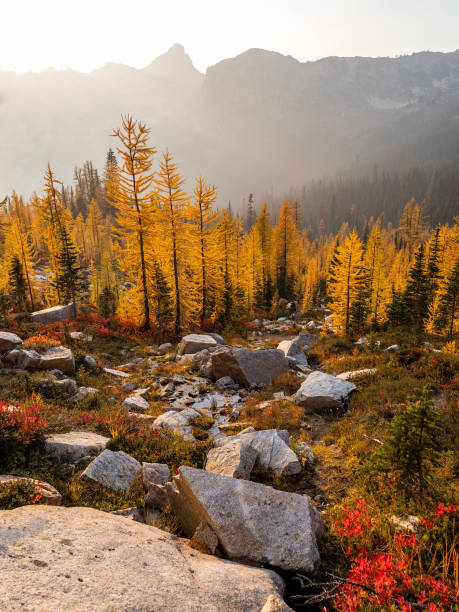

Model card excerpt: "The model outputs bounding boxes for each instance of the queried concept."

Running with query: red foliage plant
[0,401,48,444]
[331,499,458,611]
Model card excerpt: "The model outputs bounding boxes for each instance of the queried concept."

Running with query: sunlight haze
[2,0,459,73]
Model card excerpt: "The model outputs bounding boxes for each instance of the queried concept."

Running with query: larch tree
[187,177,220,326]
[272,199,298,299]
[154,151,188,338]
[328,230,365,334]
[110,115,156,330]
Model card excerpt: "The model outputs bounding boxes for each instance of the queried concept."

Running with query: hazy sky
[2,0,459,73]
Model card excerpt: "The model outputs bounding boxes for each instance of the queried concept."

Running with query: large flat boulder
[209,347,288,388]
[82,449,141,491]
[167,466,322,574]
[215,429,301,475]
[294,371,356,411]
[0,331,22,352]
[45,431,110,463]
[30,303,74,323]
[177,333,217,356]
[205,438,257,479]
[5,346,75,374]
[0,505,287,611]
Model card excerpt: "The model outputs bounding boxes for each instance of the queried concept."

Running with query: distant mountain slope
[2,45,459,203]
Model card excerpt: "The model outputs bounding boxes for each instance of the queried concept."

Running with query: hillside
[2,46,459,203]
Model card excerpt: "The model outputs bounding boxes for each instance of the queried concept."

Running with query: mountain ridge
[2,45,459,204]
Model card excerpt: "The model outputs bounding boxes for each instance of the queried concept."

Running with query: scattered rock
[177,334,217,356]
[215,375,238,390]
[390,515,420,532]
[157,342,173,354]
[5,346,75,374]
[294,371,356,412]
[209,347,288,388]
[82,449,142,491]
[71,331,93,342]
[83,355,97,368]
[30,303,74,323]
[277,340,309,368]
[0,505,286,611]
[103,367,131,379]
[143,462,171,489]
[69,386,98,403]
[354,336,368,345]
[215,429,301,475]
[167,466,322,573]
[205,438,257,479]
[336,368,377,381]
[0,331,22,351]
[385,344,400,352]
[122,394,149,411]
[207,333,226,345]
[145,483,171,511]
[153,408,201,441]
[45,431,110,463]
[295,442,316,464]
[0,475,62,505]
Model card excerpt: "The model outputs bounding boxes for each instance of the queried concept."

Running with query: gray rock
[215,375,237,390]
[71,331,93,342]
[153,408,201,441]
[0,475,61,506]
[103,367,131,378]
[5,346,75,374]
[0,505,286,611]
[143,462,171,489]
[145,483,171,511]
[0,331,22,351]
[167,466,322,573]
[294,371,356,412]
[122,394,149,411]
[82,449,142,491]
[158,342,173,354]
[83,355,96,368]
[336,368,377,381]
[205,438,257,479]
[277,340,309,367]
[209,347,288,388]
[52,378,78,395]
[295,442,316,464]
[45,431,110,463]
[177,333,217,356]
[215,429,301,475]
[69,386,98,403]
[385,344,400,352]
[207,333,226,345]
[30,303,74,323]
[294,332,317,348]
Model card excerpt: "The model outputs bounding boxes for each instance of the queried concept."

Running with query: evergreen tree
[8,255,27,312]
[438,257,459,338]
[403,244,429,332]
[54,226,83,316]
[98,286,116,318]
[368,391,442,502]
[426,225,441,298]
[244,193,257,233]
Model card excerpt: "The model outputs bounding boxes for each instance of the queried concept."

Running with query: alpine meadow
[0,3,457,611]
